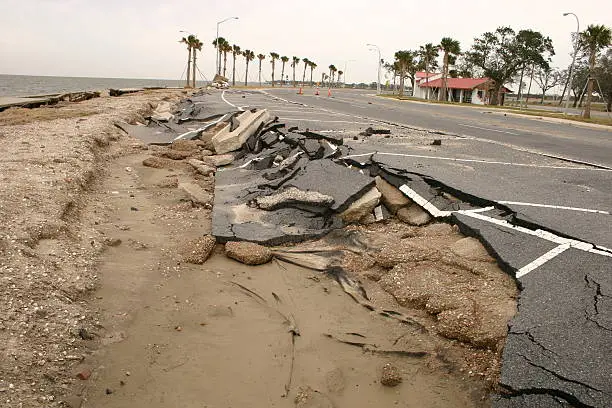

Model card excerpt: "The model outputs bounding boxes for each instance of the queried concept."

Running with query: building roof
[418,77,489,89]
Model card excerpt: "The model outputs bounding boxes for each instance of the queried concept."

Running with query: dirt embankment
[0,90,184,407]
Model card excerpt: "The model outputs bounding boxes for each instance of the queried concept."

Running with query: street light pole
[367,44,381,94]
[215,16,239,76]
[563,12,580,115]
[344,59,356,87]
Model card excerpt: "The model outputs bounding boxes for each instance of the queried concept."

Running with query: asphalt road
[265,88,612,169]
[217,89,612,407]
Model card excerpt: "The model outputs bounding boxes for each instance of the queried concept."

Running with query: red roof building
[413,75,512,105]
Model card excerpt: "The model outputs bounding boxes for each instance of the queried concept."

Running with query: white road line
[458,123,519,135]
[270,110,339,115]
[398,185,452,217]
[516,244,571,279]
[221,90,244,111]
[340,152,595,171]
[280,118,371,124]
[497,201,610,215]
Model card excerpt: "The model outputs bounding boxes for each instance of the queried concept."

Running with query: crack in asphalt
[584,275,612,332]
[518,353,606,396]
[509,330,559,357]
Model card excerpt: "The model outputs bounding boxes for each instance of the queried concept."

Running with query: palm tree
[394,50,417,98]
[337,70,343,87]
[302,58,310,86]
[257,53,266,86]
[309,61,317,86]
[328,65,337,87]
[243,49,255,86]
[231,45,241,86]
[179,35,195,88]
[580,24,612,119]
[280,56,289,86]
[221,41,232,77]
[419,43,439,99]
[291,56,300,87]
[191,38,203,88]
[212,37,227,75]
[269,52,280,87]
[439,37,461,101]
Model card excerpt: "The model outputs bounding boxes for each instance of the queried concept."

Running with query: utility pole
[367,44,381,95]
[563,12,580,115]
[215,16,239,75]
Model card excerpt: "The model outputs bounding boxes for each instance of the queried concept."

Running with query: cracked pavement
[215,88,612,407]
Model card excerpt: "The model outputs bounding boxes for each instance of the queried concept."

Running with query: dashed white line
[497,201,610,215]
[515,244,571,278]
[458,123,519,135]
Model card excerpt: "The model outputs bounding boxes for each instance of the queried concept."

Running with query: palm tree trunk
[292,66,296,87]
[310,68,314,86]
[517,65,525,102]
[399,70,405,98]
[232,54,236,86]
[192,48,197,88]
[425,60,430,100]
[258,61,262,87]
[302,66,307,86]
[186,46,192,88]
[281,63,286,87]
[218,50,222,75]
[271,62,275,87]
[584,49,596,119]
[245,61,249,87]
[223,53,228,77]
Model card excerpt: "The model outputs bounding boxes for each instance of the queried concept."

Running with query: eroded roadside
[0,91,518,408]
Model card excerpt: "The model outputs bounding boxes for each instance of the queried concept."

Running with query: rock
[202,154,234,167]
[396,204,431,226]
[375,176,411,214]
[294,386,334,408]
[180,235,216,264]
[380,363,402,387]
[142,156,177,169]
[187,159,215,176]
[431,139,442,146]
[340,187,381,223]
[255,187,334,211]
[157,176,179,188]
[103,237,122,247]
[201,149,213,156]
[179,181,214,206]
[75,368,91,380]
[212,109,271,154]
[199,122,226,152]
[171,139,201,152]
[449,237,492,261]
[225,241,272,265]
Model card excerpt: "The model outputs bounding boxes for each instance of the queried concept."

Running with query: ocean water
[0,74,192,97]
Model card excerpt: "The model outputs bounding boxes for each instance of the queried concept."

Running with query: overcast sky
[1,0,610,85]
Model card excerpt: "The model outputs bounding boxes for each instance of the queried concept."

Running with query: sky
[1,0,610,86]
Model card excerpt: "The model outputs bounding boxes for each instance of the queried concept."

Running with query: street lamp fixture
[366,44,381,95]
[215,16,239,75]
[563,12,580,115]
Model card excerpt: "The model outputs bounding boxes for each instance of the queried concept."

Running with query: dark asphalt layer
[216,89,612,407]
[266,88,612,169]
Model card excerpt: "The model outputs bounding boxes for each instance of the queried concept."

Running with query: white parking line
[458,123,519,135]
[515,244,571,278]
[221,90,244,111]
[339,152,603,171]
[497,201,610,215]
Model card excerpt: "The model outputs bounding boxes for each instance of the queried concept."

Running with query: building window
[463,90,472,103]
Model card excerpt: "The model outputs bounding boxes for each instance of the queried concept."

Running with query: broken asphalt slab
[496,248,612,408]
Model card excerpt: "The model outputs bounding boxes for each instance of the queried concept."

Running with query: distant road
[265,88,612,168]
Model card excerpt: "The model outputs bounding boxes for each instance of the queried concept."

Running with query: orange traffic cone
[327,88,332,97]
[297,87,303,95]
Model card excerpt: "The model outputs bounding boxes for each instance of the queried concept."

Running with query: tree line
[180,35,346,89]
[386,24,611,116]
